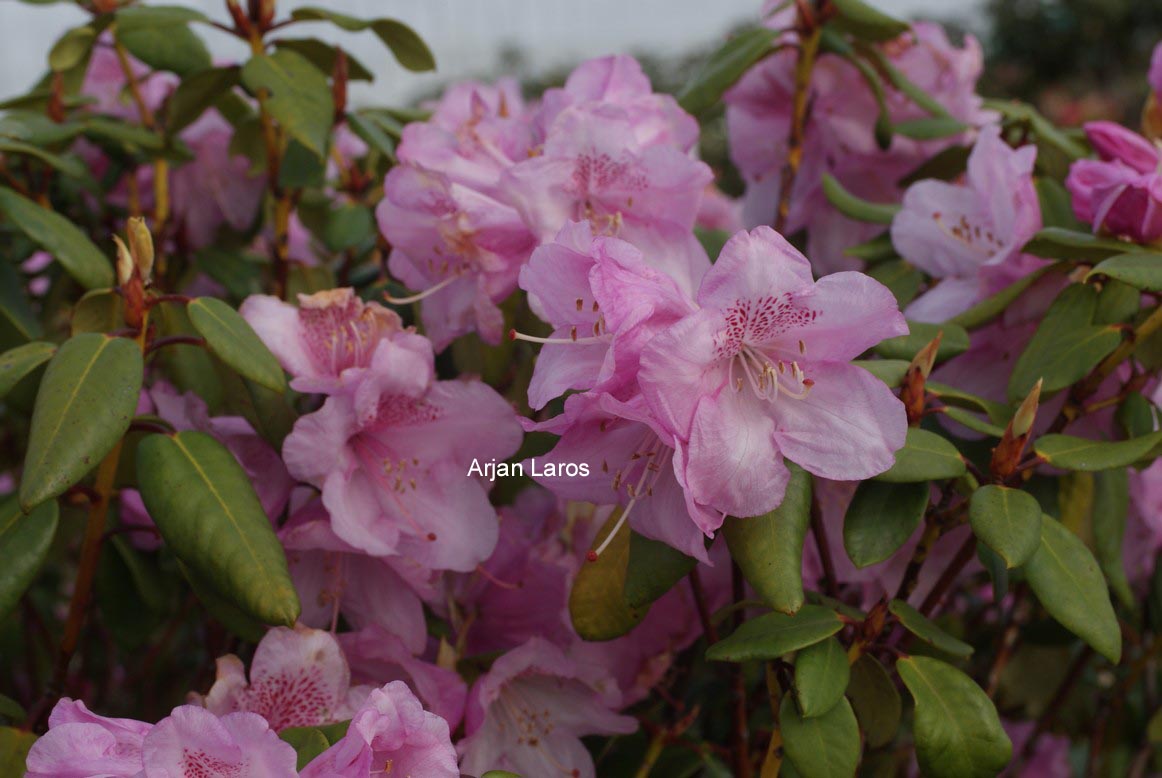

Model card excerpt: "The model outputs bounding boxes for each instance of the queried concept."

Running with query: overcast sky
[0,0,980,105]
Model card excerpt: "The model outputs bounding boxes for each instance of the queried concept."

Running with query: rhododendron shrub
[2,1,1161,777]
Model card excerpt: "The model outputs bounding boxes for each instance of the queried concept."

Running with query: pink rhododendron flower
[640,227,908,517]
[282,329,522,570]
[242,287,414,401]
[26,699,151,778]
[696,185,746,233]
[280,499,433,653]
[141,706,298,777]
[458,637,636,778]
[516,220,704,409]
[378,165,538,350]
[1003,721,1072,777]
[891,124,1045,322]
[198,625,369,731]
[726,15,993,273]
[82,41,174,121]
[535,55,699,152]
[339,626,468,728]
[1128,455,1162,585]
[1066,121,1162,242]
[300,681,459,778]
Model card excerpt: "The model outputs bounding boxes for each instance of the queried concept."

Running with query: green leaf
[0,694,24,723]
[829,0,909,41]
[272,38,375,81]
[346,111,397,161]
[0,139,92,182]
[853,358,909,387]
[289,8,436,71]
[949,263,1062,330]
[1022,227,1142,262]
[0,260,42,342]
[1024,516,1121,662]
[677,26,777,115]
[843,232,896,262]
[1094,279,1140,325]
[187,297,286,393]
[1086,252,1162,292]
[898,656,1012,778]
[20,334,142,510]
[705,605,843,663]
[941,406,1007,438]
[1092,468,1132,608]
[892,116,968,140]
[844,480,928,568]
[115,6,211,76]
[821,173,900,224]
[968,485,1042,569]
[1008,284,1121,401]
[166,66,242,133]
[323,203,375,251]
[281,722,348,770]
[866,259,922,308]
[49,23,98,72]
[0,494,58,621]
[241,49,334,157]
[623,532,696,609]
[845,654,901,748]
[875,428,966,483]
[569,509,646,640]
[794,637,850,718]
[1033,430,1162,471]
[873,320,969,363]
[137,431,300,627]
[779,695,861,778]
[70,289,124,335]
[1035,177,1082,230]
[0,727,37,776]
[889,600,973,658]
[723,464,811,614]
[0,341,54,400]
[178,559,266,642]
[978,544,1008,600]
[0,188,112,289]
[926,382,1011,425]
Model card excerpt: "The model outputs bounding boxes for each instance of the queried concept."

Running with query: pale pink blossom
[26,699,151,778]
[300,682,459,778]
[457,638,636,778]
[141,706,298,777]
[1066,121,1162,242]
[891,124,1045,322]
[198,625,370,732]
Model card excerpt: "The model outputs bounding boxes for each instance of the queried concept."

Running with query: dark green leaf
[845,654,901,748]
[289,8,436,71]
[115,6,211,76]
[346,111,396,161]
[0,188,112,289]
[187,297,286,393]
[830,0,909,41]
[0,727,37,776]
[323,204,374,251]
[949,263,1062,330]
[1022,227,1143,262]
[83,116,164,154]
[889,600,973,658]
[178,559,266,642]
[137,431,300,627]
[70,288,124,335]
[926,382,1011,425]
[853,358,909,387]
[705,605,842,663]
[898,656,1011,778]
[1094,279,1140,325]
[281,723,350,770]
[1035,177,1082,230]
[279,139,327,189]
[978,544,1008,600]
[892,116,968,140]
[569,509,646,640]
[166,66,242,133]
[241,50,334,157]
[1086,252,1162,293]
[20,334,142,510]
[1025,516,1121,662]
[272,38,374,81]
[866,259,922,307]
[821,172,900,224]
[843,232,896,262]
[780,695,861,778]
[677,26,777,115]
[0,139,91,182]
[0,494,58,621]
[0,260,41,342]
[0,341,54,400]
[874,321,969,363]
[794,637,850,718]
[844,480,927,568]
[1092,468,1132,608]
[875,428,965,483]
[49,23,98,72]
[1034,431,1162,471]
[968,485,1042,568]
[724,464,811,614]
[0,695,24,723]
[623,532,696,609]
[1008,284,1121,401]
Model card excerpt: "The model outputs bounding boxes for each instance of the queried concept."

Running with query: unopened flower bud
[127,217,154,283]
[910,332,942,381]
[1011,379,1042,438]
[990,379,1041,482]
[113,235,134,287]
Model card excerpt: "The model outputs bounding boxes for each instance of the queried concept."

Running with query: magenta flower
[891,124,1045,322]
[503,105,713,246]
[378,165,537,349]
[198,625,369,732]
[535,55,699,152]
[280,499,434,654]
[299,682,459,778]
[640,227,908,517]
[457,637,636,778]
[339,626,468,728]
[26,699,151,778]
[141,706,298,777]
[1128,455,1162,585]
[281,332,522,570]
[516,220,703,409]
[1066,121,1162,242]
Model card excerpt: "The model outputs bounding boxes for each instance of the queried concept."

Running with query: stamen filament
[383,274,460,305]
